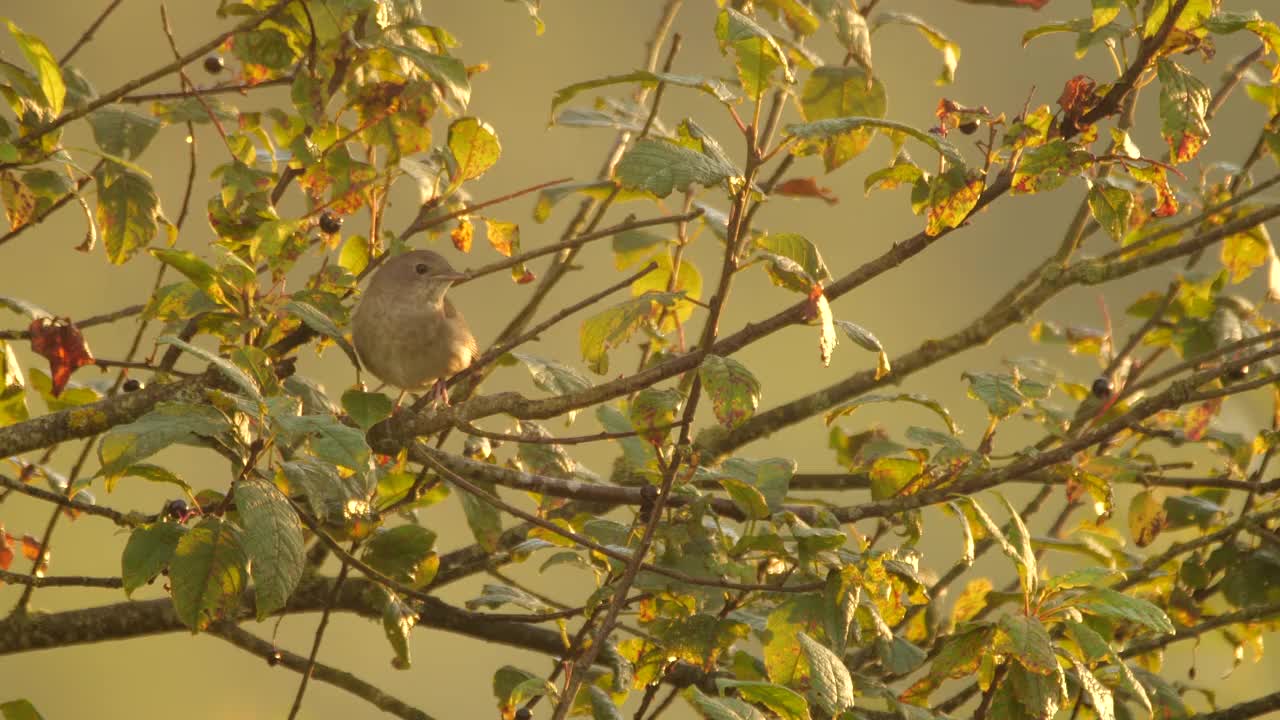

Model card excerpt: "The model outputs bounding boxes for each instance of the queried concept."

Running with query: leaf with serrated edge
[235,477,304,619]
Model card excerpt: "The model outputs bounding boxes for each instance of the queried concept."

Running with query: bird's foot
[430,379,450,407]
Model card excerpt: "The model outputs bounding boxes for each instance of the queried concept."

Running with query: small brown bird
[351,250,477,406]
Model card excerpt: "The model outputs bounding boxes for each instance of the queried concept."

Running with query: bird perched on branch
[352,249,477,406]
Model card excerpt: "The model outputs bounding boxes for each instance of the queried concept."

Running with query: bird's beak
[433,270,467,283]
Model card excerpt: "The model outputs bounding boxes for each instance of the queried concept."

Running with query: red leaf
[514,268,537,285]
[775,178,840,205]
[28,317,95,397]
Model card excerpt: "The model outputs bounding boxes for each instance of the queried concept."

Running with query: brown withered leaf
[774,177,839,205]
[28,317,95,397]
[1058,74,1098,134]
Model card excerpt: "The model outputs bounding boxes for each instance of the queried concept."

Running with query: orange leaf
[774,177,839,205]
[20,534,41,561]
[451,217,474,253]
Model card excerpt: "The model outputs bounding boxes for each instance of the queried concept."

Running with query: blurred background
[1,1,1277,718]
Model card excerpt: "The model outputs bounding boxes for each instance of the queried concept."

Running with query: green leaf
[1072,587,1175,634]
[1012,139,1094,194]
[798,633,854,715]
[826,392,957,435]
[755,233,832,284]
[714,680,810,720]
[616,138,738,198]
[699,355,761,429]
[448,117,501,186]
[235,477,304,619]
[995,613,1057,675]
[121,522,187,596]
[149,249,229,308]
[1008,663,1065,718]
[868,457,922,500]
[957,496,1037,598]
[833,320,893,381]
[0,341,30,427]
[6,21,64,115]
[384,45,470,107]
[169,517,248,632]
[282,300,362,373]
[150,96,238,125]
[629,387,683,444]
[797,66,886,171]
[714,8,793,100]
[686,686,768,720]
[1157,59,1211,163]
[764,595,824,685]
[718,475,770,520]
[876,635,927,675]
[1088,181,1135,242]
[94,163,160,264]
[362,525,439,588]
[28,368,99,412]
[274,413,371,472]
[712,457,794,513]
[157,335,262,405]
[457,476,503,553]
[961,371,1025,419]
[588,686,624,720]
[927,624,995,681]
[872,12,959,85]
[580,291,682,374]
[278,456,364,522]
[341,388,393,432]
[511,352,592,423]
[113,462,193,494]
[786,116,964,165]
[87,108,161,160]
[993,492,1038,598]
[1071,657,1116,720]
[97,403,228,479]
[467,583,554,613]
[1091,0,1122,29]
[550,70,735,119]
[381,589,418,669]
[0,699,44,720]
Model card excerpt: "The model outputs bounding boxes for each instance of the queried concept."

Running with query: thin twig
[22,0,297,146]
[0,569,123,589]
[211,622,436,720]
[59,0,125,65]
[287,541,356,720]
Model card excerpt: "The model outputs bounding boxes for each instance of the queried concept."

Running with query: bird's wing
[444,298,480,356]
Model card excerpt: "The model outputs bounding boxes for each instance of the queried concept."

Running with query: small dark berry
[203,55,225,74]
[1090,377,1113,399]
[122,378,142,393]
[514,708,532,720]
[164,498,189,519]
[319,212,342,234]
[1225,364,1249,382]
[267,650,283,667]
[958,120,980,135]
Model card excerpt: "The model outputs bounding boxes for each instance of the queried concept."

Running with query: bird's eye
[415,263,429,275]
